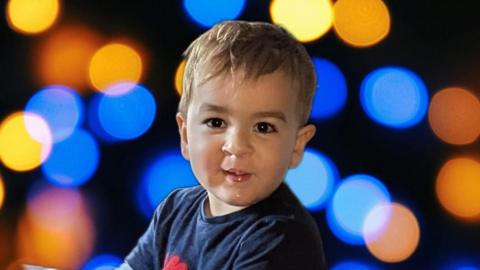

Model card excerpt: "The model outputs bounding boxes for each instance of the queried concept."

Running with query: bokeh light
[138,150,198,217]
[25,85,84,142]
[175,59,186,96]
[183,0,246,28]
[333,0,390,47]
[364,203,420,263]
[6,0,60,34]
[89,43,143,92]
[310,57,348,120]
[0,112,52,172]
[286,148,338,210]
[331,260,376,270]
[16,186,95,269]
[360,66,429,128]
[82,254,122,270]
[0,174,4,210]
[428,87,480,145]
[0,219,17,267]
[42,129,99,187]
[457,267,479,270]
[327,174,391,245]
[436,157,480,219]
[442,259,480,270]
[270,0,333,42]
[97,83,156,140]
[87,93,120,143]
[35,25,102,93]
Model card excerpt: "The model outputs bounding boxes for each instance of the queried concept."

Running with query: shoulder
[233,184,327,269]
[147,184,205,231]
[154,184,205,214]
[235,216,327,269]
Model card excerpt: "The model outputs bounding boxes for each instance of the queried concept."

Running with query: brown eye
[255,122,276,133]
[205,118,225,128]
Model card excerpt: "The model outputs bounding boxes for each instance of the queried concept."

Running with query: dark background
[1,0,480,269]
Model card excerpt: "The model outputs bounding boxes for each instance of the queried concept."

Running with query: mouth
[223,169,252,183]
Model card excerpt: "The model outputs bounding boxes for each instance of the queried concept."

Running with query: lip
[223,169,252,183]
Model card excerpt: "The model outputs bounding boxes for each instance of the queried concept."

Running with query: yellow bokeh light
[0,112,52,172]
[333,0,390,47]
[16,187,95,269]
[6,0,60,35]
[175,60,186,96]
[428,87,480,145]
[36,25,102,93]
[436,157,480,219]
[270,0,333,42]
[364,203,420,263]
[89,43,143,92]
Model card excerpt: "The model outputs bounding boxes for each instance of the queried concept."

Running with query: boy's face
[176,70,315,216]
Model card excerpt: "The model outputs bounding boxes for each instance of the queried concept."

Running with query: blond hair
[179,20,316,125]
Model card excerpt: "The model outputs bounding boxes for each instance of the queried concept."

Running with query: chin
[225,195,260,208]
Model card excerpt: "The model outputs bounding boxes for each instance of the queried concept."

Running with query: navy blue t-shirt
[124,183,327,270]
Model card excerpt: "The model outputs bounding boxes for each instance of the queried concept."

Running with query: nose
[222,128,253,157]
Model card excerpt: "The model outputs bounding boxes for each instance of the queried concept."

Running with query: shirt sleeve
[123,205,161,270]
[123,189,182,270]
[233,218,328,270]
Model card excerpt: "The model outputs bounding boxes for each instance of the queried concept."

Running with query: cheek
[188,132,222,175]
[257,138,295,170]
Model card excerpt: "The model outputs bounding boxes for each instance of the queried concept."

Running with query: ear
[289,124,316,168]
[176,112,190,160]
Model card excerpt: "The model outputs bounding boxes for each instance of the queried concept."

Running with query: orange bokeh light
[16,187,95,269]
[175,60,186,96]
[436,157,480,219]
[333,0,390,47]
[89,42,143,92]
[35,25,103,93]
[364,203,420,263]
[0,175,4,210]
[428,87,480,145]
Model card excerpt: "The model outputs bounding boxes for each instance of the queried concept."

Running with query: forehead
[190,70,299,117]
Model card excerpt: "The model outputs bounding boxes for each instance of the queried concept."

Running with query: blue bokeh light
[327,174,391,245]
[97,83,156,140]
[183,0,246,28]
[360,66,429,128]
[42,129,99,187]
[87,93,120,144]
[25,85,84,142]
[138,150,198,218]
[331,260,376,270]
[310,57,348,120]
[286,148,338,211]
[82,254,122,270]
[441,258,480,270]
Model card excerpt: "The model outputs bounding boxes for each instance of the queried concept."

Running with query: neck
[204,194,246,217]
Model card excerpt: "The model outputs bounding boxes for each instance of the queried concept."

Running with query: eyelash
[202,118,277,134]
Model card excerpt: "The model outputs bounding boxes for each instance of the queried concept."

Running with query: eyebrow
[199,103,287,123]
